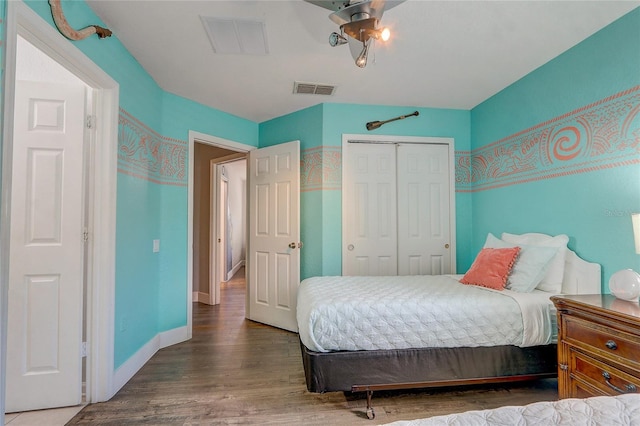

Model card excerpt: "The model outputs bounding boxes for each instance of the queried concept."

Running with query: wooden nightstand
[552,294,640,399]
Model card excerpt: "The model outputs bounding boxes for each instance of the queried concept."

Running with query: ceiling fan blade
[303,1,350,13]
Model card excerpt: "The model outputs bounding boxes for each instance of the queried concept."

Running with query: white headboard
[562,249,601,295]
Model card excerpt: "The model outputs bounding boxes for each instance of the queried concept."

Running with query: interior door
[397,143,451,275]
[343,142,398,275]
[6,81,86,412]
[247,141,300,332]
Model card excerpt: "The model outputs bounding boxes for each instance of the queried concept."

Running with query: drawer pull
[602,371,637,394]
[605,340,618,350]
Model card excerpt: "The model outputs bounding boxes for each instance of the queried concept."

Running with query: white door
[343,143,398,275]
[247,141,300,332]
[397,143,451,275]
[6,81,86,412]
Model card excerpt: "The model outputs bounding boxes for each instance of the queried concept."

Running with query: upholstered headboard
[562,249,601,295]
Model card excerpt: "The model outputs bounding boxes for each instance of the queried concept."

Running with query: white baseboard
[112,325,188,395]
[226,260,245,281]
[192,291,211,303]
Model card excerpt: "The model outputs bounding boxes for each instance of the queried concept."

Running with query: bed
[382,394,640,425]
[297,233,602,419]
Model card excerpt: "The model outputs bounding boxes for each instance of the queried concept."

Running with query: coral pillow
[460,247,521,290]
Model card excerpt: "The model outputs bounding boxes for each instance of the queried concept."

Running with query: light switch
[153,239,160,253]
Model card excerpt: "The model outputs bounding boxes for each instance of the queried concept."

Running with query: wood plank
[67,268,559,424]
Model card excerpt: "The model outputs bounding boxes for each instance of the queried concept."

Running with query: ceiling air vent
[293,82,337,96]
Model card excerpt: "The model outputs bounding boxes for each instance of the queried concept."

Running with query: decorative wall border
[119,86,639,193]
[465,86,640,192]
[301,146,341,192]
[118,108,187,186]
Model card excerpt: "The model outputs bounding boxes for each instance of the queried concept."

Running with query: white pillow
[501,232,569,293]
[484,233,559,293]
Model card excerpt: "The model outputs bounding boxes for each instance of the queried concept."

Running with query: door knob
[347,244,355,251]
[445,244,449,249]
[289,242,296,249]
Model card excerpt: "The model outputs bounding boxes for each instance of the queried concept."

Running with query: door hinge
[82,228,89,242]
[81,342,88,358]
[86,115,96,129]
[559,363,568,371]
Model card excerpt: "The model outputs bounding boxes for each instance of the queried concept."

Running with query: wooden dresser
[552,294,640,399]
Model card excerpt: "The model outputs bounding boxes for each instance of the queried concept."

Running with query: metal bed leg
[366,390,375,420]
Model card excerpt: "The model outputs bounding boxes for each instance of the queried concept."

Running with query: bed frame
[300,250,601,419]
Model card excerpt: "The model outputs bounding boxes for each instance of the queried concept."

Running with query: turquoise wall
[261,103,472,278]
[1,0,637,383]
[19,0,258,368]
[470,7,640,290]
[260,105,324,280]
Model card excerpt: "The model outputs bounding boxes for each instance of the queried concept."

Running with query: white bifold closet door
[343,141,452,276]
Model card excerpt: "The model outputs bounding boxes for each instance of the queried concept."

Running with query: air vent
[201,16,268,55]
[293,82,337,96]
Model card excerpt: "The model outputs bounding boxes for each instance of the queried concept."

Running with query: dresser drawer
[564,316,640,369]
[569,348,640,396]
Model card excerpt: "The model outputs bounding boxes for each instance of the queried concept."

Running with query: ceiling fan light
[379,27,391,42]
[329,31,348,47]
[355,43,369,68]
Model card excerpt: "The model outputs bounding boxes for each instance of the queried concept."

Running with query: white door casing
[247,141,300,332]
[2,4,119,417]
[6,81,86,412]
[397,143,451,275]
[342,135,456,276]
[342,142,398,276]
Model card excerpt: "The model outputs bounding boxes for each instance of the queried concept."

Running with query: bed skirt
[300,340,558,393]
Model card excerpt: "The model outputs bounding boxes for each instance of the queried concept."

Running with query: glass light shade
[609,269,640,301]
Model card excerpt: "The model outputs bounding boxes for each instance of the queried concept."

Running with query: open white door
[247,141,300,332]
[6,81,85,412]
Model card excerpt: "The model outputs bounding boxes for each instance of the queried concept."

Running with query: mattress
[383,394,640,425]
[297,274,557,353]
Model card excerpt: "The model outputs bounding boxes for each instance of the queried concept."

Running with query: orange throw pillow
[460,247,520,290]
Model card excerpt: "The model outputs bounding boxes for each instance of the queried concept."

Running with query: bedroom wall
[18,0,259,367]
[470,7,640,290]
[259,103,472,279]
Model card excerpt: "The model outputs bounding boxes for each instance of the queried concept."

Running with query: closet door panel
[343,143,398,276]
[397,144,451,275]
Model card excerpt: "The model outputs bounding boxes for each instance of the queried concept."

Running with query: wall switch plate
[153,239,160,253]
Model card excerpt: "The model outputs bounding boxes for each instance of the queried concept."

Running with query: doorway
[187,132,254,338]
[192,143,247,306]
[2,1,119,417]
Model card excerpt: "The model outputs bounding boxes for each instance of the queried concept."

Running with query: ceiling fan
[306,0,406,68]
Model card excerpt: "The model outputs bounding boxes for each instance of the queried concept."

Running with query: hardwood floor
[67,269,559,425]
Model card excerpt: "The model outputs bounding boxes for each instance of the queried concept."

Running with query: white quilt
[297,275,556,353]
[383,394,640,426]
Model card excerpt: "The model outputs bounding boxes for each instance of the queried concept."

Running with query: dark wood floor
[67,269,559,425]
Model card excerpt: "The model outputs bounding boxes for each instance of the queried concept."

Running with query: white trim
[192,291,211,304]
[341,134,457,274]
[227,260,246,281]
[112,326,188,392]
[187,131,255,339]
[1,2,119,415]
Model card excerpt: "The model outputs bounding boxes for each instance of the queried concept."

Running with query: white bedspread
[297,275,556,353]
[383,394,640,425]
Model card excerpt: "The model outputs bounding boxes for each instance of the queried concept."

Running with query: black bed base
[300,340,558,419]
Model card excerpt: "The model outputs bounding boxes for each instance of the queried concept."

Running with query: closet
[342,136,456,276]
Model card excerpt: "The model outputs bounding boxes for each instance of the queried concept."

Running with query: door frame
[1,0,119,415]
[187,131,254,336]
[341,134,457,274]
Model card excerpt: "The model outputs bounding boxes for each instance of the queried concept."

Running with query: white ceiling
[87,1,639,123]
